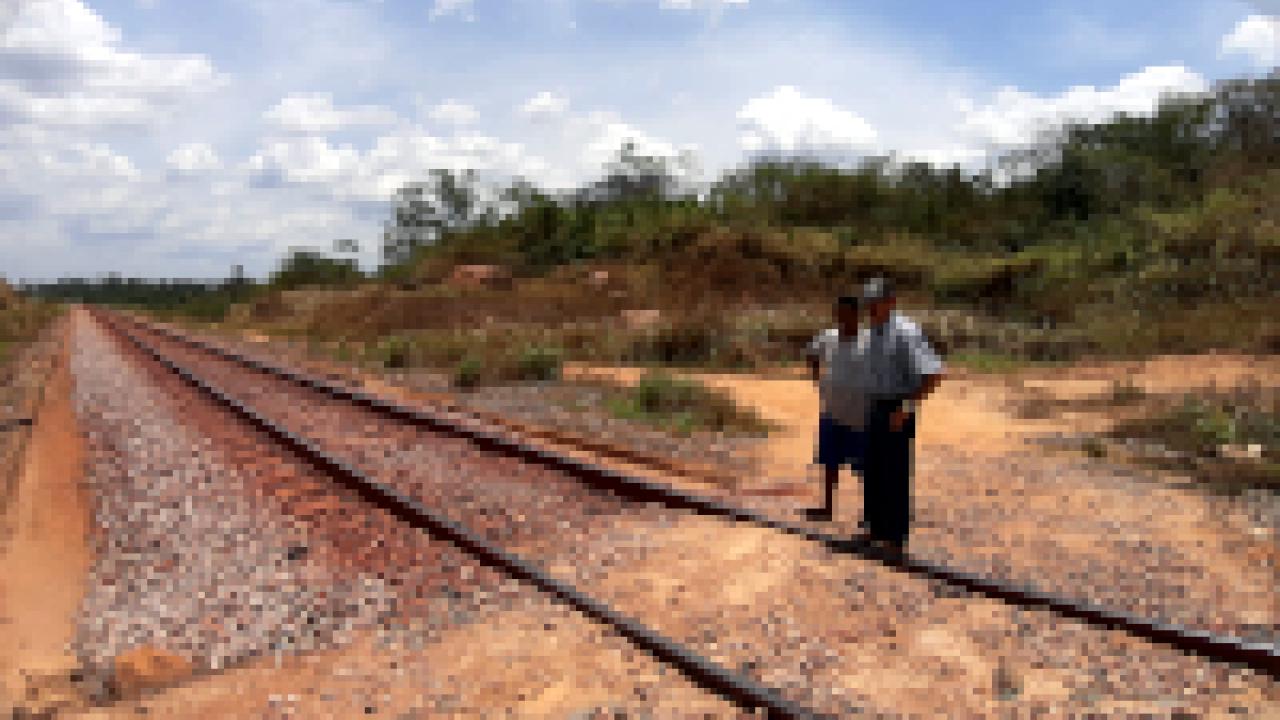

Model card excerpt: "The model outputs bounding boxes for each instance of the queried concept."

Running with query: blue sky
[0,0,1275,280]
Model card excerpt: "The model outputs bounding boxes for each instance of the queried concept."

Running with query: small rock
[1218,443,1264,462]
[112,646,193,696]
[621,309,662,331]
[579,269,611,288]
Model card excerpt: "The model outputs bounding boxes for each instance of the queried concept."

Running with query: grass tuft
[605,370,772,436]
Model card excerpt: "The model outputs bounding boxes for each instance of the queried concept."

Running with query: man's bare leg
[803,465,839,521]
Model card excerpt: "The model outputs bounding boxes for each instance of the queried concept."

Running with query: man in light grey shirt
[858,277,945,555]
[803,295,870,521]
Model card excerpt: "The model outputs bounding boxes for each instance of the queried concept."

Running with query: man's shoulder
[808,327,839,352]
[889,312,925,339]
[891,313,943,356]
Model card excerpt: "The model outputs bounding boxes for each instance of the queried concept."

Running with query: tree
[382,168,480,266]
[269,249,363,291]
[580,141,678,203]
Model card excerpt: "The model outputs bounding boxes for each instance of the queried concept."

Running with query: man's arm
[908,371,944,404]
[888,371,943,431]
[889,325,946,430]
[805,333,825,384]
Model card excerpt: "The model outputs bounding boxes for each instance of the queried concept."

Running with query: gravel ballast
[67,312,746,716]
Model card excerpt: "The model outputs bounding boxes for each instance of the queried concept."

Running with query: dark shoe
[874,539,907,562]
[802,507,833,522]
[856,531,902,555]
[831,533,872,553]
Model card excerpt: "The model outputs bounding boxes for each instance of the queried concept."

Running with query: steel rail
[93,309,825,719]
[0,417,33,432]
[110,309,1280,681]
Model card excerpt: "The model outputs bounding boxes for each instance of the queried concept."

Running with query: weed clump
[453,357,483,389]
[606,370,772,436]
[1108,385,1279,492]
[514,345,564,382]
[375,335,413,369]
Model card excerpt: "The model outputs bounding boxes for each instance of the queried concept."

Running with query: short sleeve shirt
[861,312,944,401]
[807,328,871,429]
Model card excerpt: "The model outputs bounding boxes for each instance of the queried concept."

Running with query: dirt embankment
[0,321,91,712]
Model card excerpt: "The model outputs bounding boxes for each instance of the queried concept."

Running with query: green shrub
[1174,398,1237,449]
[631,322,720,364]
[269,250,363,291]
[515,345,563,381]
[375,335,413,369]
[632,371,701,414]
[453,357,484,388]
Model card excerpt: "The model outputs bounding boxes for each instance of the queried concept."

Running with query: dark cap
[861,277,895,304]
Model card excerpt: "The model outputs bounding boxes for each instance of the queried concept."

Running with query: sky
[0,0,1276,281]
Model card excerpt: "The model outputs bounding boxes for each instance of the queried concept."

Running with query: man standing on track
[858,277,945,556]
[803,295,870,522]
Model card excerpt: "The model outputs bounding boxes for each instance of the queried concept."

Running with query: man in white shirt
[858,277,945,556]
[802,295,870,522]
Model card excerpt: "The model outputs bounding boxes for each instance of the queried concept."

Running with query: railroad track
[91,308,823,717]
[100,309,1280,685]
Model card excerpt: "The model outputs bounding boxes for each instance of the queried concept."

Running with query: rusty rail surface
[107,310,1280,681]
[94,308,825,719]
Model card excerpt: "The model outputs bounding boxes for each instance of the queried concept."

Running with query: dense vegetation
[376,74,1277,355]
[21,250,361,321]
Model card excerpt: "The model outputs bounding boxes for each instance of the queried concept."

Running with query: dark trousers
[863,398,915,545]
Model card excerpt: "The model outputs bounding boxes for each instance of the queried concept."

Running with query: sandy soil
[567,355,1279,641]
[0,328,91,708]
[568,353,1280,489]
[73,603,741,719]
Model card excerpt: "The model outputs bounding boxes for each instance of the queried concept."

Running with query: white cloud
[244,124,550,204]
[247,135,362,186]
[878,64,1209,177]
[578,111,677,168]
[429,0,475,22]
[264,92,399,134]
[519,91,569,121]
[0,119,382,278]
[0,2,391,280]
[428,99,479,126]
[515,108,699,191]
[41,141,142,183]
[736,86,878,159]
[1220,14,1279,68]
[953,65,1207,152]
[166,143,221,174]
[0,0,225,127]
[0,0,21,33]
[729,67,1207,172]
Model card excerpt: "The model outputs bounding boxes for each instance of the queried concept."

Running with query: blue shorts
[815,415,867,470]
